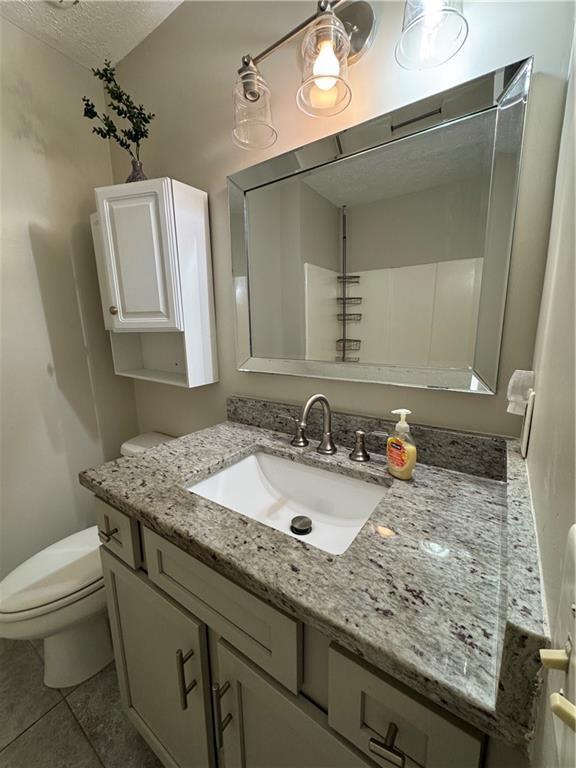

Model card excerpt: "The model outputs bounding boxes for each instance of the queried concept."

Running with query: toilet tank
[120,432,174,457]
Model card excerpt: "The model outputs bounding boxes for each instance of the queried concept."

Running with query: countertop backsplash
[227,395,508,480]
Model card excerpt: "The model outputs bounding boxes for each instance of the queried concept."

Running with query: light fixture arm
[248,1,341,67]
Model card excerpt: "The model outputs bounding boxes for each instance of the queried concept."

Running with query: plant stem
[94,112,137,160]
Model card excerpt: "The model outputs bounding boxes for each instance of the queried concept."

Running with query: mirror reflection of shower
[336,207,362,363]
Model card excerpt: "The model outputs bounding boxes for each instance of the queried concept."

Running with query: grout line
[28,639,43,663]
[63,697,106,768]
[62,660,114,700]
[0,699,64,755]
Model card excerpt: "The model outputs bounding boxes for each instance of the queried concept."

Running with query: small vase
[126,159,147,183]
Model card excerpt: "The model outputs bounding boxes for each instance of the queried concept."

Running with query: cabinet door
[90,212,114,330]
[214,640,371,768]
[96,179,183,331]
[328,647,483,768]
[101,548,214,768]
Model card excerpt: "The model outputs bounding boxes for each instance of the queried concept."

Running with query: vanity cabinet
[95,496,142,568]
[97,498,486,768]
[91,178,218,388]
[328,646,483,768]
[215,640,369,768]
[101,548,215,768]
[143,527,301,693]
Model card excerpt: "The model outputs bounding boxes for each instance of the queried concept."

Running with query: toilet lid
[0,527,103,614]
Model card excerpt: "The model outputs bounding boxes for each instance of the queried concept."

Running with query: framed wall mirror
[229,59,532,394]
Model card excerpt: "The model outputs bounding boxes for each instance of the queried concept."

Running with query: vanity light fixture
[233,56,277,150]
[395,0,468,70]
[297,8,352,117]
[232,0,376,149]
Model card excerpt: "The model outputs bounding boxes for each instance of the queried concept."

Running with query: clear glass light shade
[395,0,468,70]
[297,12,352,118]
[233,68,278,150]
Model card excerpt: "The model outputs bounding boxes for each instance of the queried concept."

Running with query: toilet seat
[0,526,103,622]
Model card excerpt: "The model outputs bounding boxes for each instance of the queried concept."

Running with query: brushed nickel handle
[368,723,405,767]
[349,429,370,462]
[109,306,118,315]
[176,648,197,710]
[98,527,118,544]
[212,681,232,748]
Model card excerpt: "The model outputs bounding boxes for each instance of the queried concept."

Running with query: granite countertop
[80,419,547,751]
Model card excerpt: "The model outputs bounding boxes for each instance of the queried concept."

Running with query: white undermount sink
[187,451,386,555]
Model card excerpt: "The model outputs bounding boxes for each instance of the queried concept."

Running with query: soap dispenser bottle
[386,409,417,480]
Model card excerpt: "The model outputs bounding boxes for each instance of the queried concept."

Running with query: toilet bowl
[0,431,173,688]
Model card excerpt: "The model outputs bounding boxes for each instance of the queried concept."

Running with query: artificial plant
[82,60,155,163]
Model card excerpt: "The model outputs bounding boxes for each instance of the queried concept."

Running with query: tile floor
[0,637,162,768]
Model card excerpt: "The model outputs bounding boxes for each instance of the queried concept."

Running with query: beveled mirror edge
[228,58,532,194]
[238,357,494,395]
[472,57,533,391]
[228,58,533,396]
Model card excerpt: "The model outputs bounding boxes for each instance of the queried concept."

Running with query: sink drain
[290,515,312,536]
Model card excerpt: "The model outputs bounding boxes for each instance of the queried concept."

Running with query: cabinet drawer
[328,646,483,768]
[95,497,142,569]
[143,528,301,693]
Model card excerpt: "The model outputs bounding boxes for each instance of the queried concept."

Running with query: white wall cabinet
[91,178,218,387]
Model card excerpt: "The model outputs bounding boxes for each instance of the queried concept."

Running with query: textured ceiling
[0,0,183,69]
[303,110,497,206]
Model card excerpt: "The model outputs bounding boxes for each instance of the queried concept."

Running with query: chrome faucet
[291,394,337,455]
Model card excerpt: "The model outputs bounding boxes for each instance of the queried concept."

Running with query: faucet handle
[349,429,370,462]
[291,420,309,448]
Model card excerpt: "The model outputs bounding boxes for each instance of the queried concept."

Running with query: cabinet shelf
[115,368,188,387]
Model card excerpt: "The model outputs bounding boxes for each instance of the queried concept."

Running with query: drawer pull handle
[109,306,118,315]
[212,681,232,748]
[176,649,197,710]
[369,723,405,768]
[98,527,119,544]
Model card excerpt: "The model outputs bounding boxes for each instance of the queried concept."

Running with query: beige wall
[529,44,574,768]
[347,177,488,271]
[112,1,574,438]
[0,18,138,576]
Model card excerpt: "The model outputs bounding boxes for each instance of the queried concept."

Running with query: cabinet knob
[109,306,118,315]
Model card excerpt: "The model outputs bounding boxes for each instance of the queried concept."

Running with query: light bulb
[309,83,339,109]
[419,0,445,61]
[313,40,340,91]
[395,0,468,69]
[422,0,444,26]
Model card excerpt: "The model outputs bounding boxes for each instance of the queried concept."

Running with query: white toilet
[0,432,173,688]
